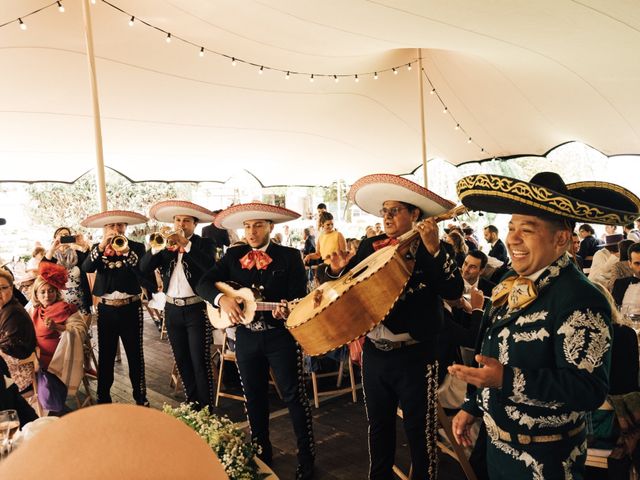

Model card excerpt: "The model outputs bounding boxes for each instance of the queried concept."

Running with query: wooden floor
[73,311,468,479]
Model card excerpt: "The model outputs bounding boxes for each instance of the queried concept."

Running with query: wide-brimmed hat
[0,404,228,480]
[38,262,68,290]
[602,233,625,247]
[349,173,456,218]
[456,172,640,225]
[81,210,148,228]
[149,200,216,224]
[215,202,300,230]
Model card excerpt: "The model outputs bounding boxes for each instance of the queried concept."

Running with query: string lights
[421,68,489,157]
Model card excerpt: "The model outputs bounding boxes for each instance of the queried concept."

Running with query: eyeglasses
[379,206,407,217]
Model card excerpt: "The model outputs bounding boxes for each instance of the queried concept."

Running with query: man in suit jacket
[197,203,314,480]
[81,210,155,406]
[484,225,509,263]
[141,201,217,410]
[201,209,231,251]
[612,242,640,307]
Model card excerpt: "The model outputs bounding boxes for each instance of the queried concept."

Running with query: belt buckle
[174,298,186,307]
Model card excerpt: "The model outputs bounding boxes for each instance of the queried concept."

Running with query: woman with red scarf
[30,262,83,370]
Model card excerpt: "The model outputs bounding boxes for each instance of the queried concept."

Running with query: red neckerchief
[33,301,78,325]
[372,237,399,251]
[240,250,273,270]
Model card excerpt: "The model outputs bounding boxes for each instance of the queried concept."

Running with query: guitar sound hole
[351,265,369,279]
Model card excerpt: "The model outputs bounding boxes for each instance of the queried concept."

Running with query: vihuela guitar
[206,281,296,329]
[286,205,466,356]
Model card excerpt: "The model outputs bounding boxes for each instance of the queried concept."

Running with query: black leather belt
[166,295,204,307]
[369,338,419,351]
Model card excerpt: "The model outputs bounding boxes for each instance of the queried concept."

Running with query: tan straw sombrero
[81,210,148,228]
[349,173,455,217]
[0,404,228,479]
[456,172,640,225]
[149,200,216,223]
[215,202,300,230]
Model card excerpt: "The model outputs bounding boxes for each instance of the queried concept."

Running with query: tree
[26,170,191,230]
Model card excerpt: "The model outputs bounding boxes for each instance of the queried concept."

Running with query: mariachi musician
[325,174,464,480]
[196,203,315,480]
[140,200,217,410]
[81,210,155,406]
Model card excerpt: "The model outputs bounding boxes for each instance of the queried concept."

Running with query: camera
[60,235,77,244]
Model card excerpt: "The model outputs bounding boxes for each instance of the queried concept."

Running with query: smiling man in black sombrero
[449,172,640,479]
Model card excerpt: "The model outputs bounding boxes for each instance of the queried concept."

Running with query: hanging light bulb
[128,16,135,26]
[354,74,359,83]
[374,72,378,80]
[467,137,472,144]
[258,66,264,75]
[455,124,460,130]
[407,63,412,71]
[392,68,397,75]
[166,33,172,43]
[430,88,436,95]
[481,148,485,153]
[199,47,205,57]
[90,0,96,4]
[57,1,65,13]
[442,107,448,114]
[231,57,237,66]
[285,71,290,79]
[18,18,27,30]
[334,75,339,83]
[310,74,314,83]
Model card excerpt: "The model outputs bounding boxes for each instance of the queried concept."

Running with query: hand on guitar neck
[415,218,440,256]
[218,293,291,325]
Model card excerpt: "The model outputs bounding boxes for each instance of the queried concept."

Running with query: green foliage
[26,171,193,230]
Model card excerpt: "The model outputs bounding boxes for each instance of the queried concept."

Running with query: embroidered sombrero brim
[81,210,149,228]
[149,200,216,223]
[456,173,640,225]
[349,173,455,217]
[215,203,301,230]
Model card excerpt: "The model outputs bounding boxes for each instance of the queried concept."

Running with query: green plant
[162,403,268,479]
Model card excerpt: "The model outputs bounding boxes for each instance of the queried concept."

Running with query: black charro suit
[140,234,216,409]
[612,276,640,307]
[82,239,155,405]
[197,242,314,470]
[336,234,463,479]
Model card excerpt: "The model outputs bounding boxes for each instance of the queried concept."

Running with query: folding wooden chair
[309,353,358,408]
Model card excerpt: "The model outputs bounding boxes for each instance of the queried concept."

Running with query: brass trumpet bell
[149,233,166,250]
[111,235,129,253]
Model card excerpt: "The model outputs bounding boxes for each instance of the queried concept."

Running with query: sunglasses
[379,206,407,217]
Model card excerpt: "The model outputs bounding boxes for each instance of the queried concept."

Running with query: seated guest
[577,223,600,269]
[624,223,640,242]
[0,268,37,393]
[483,225,509,263]
[571,232,584,270]
[612,242,640,310]
[606,239,634,291]
[446,230,468,268]
[462,226,479,251]
[0,356,37,427]
[588,233,624,286]
[30,262,86,371]
[461,250,494,297]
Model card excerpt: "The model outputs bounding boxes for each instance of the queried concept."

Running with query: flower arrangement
[163,403,268,479]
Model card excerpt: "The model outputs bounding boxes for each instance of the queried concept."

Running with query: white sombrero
[215,202,300,230]
[80,210,148,228]
[349,174,455,217]
[149,200,216,223]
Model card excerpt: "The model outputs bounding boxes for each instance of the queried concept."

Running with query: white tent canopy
[1,0,639,186]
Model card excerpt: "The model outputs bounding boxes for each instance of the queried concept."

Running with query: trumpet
[149,232,165,250]
[111,235,129,253]
[148,227,184,250]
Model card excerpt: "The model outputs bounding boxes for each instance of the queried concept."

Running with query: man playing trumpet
[141,200,217,410]
[81,210,156,406]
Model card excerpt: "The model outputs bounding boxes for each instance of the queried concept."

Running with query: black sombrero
[456,172,640,225]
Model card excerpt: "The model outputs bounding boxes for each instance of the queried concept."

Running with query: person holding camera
[42,227,92,315]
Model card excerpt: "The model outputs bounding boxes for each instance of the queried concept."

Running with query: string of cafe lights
[0,1,64,30]
[421,67,490,158]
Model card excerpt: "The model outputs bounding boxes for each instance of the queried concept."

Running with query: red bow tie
[240,250,273,270]
[372,237,399,251]
[104,245,117,257]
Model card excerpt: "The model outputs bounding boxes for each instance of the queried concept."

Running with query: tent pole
[418,49,428,188]
[81,0,108,212]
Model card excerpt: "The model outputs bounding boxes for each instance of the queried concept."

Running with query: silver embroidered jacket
[462,253,612,438]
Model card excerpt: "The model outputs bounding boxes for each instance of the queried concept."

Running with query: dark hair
[462,227,474,235]
[467,249,488,269]
[619,239,635,261]
[317,203,327,210]
[447,230,468,255]
[484,225,499,235]
[53,226,71,238]
[625,223,634,230]
[303,228,311,237]
[319,211,334,224]
[628,242,640,259]
[32,246,45,257]
[579,224,595,235]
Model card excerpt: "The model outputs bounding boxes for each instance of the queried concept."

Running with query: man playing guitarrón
[326,174,464,480]
[197,203,315,480]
